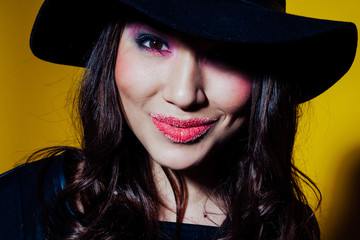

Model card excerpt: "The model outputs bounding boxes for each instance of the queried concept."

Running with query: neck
[153,156,228,227]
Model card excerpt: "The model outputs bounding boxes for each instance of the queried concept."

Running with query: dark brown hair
[41,17,320,240]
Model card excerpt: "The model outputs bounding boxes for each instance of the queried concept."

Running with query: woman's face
[115,22,252,170]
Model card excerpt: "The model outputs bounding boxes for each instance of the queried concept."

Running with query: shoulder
[1,153,64,185]
[0,153,66,200]
[0,153,66,240]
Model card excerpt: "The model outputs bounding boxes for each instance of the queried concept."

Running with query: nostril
[162,87,208,111]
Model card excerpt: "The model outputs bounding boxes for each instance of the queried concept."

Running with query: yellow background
[1,0,359,238]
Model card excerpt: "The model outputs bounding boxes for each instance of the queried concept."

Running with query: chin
[149,148,206,170]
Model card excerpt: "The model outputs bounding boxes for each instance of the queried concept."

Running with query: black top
[0,154,224,240]
[158,222,221,240]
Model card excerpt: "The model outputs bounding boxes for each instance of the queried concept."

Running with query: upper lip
[150,113,218,128]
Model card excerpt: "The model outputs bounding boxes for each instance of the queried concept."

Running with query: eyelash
[136,34,171,55]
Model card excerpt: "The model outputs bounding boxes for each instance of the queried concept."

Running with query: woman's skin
[114,22,252,226]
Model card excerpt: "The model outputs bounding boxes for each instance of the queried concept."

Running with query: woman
[0,0,357,239]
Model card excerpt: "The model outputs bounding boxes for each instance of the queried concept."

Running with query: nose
[162,51,206,110]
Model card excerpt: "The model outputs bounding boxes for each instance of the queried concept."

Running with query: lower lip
[150,115,216,143]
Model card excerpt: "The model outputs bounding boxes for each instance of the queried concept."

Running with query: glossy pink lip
[150,113,217,143]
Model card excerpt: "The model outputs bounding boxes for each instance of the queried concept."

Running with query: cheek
[115,48,165,103]
[115,52,147,99]
[114,43,176,104]
[204,66,252,114]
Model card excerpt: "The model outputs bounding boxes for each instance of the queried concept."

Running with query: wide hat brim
[30,0,357,102]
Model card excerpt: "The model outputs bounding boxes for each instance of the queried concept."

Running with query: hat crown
[244,0,285,12]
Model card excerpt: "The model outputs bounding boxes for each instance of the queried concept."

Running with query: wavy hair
[40,16,320,240]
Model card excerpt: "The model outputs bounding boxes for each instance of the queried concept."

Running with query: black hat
[30,0,357,102]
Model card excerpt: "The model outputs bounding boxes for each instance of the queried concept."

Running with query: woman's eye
[143,39,167,50]
[137,34,170,53]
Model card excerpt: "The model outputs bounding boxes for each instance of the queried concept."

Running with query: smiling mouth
[150,113,217,143]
